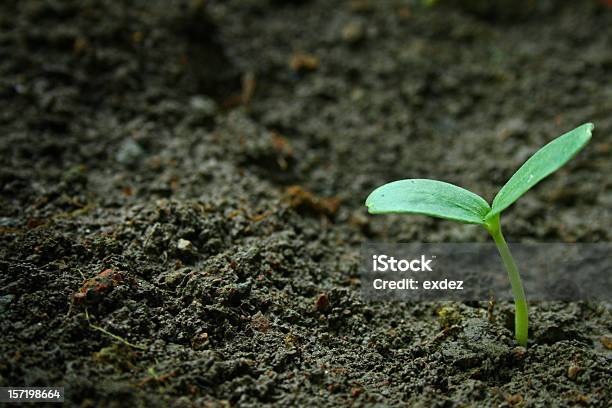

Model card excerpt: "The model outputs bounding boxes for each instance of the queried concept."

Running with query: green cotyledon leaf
[487,123,594,219]
[365,179,490,224]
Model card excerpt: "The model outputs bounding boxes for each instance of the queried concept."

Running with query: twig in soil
[428,324,462,345]
[137,366,178,387]
[84,309,147,351]
[487,293,496,323]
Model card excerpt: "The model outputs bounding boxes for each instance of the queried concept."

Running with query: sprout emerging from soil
[365,123,594,347]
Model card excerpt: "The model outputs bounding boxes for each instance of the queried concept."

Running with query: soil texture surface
[1,0,611,406]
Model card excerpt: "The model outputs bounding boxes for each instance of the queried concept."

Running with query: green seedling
[365,123,594,346]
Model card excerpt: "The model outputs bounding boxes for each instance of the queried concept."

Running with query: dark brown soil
[1,0,611,406]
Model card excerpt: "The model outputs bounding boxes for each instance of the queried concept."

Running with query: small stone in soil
[567,365,582,380]
[315,293,330,312]
[177,239,192,251]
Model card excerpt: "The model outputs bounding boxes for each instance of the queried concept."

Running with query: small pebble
[342,21,365,43]
[116,138,144,165]
[189,95,217,117]
[315,293,329,311]
[177,238,192,251]
[567,365,582,380]
[599,335,612,350]
[512,346,527,361]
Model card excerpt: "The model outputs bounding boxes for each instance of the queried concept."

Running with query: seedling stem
[485,214,528,347]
